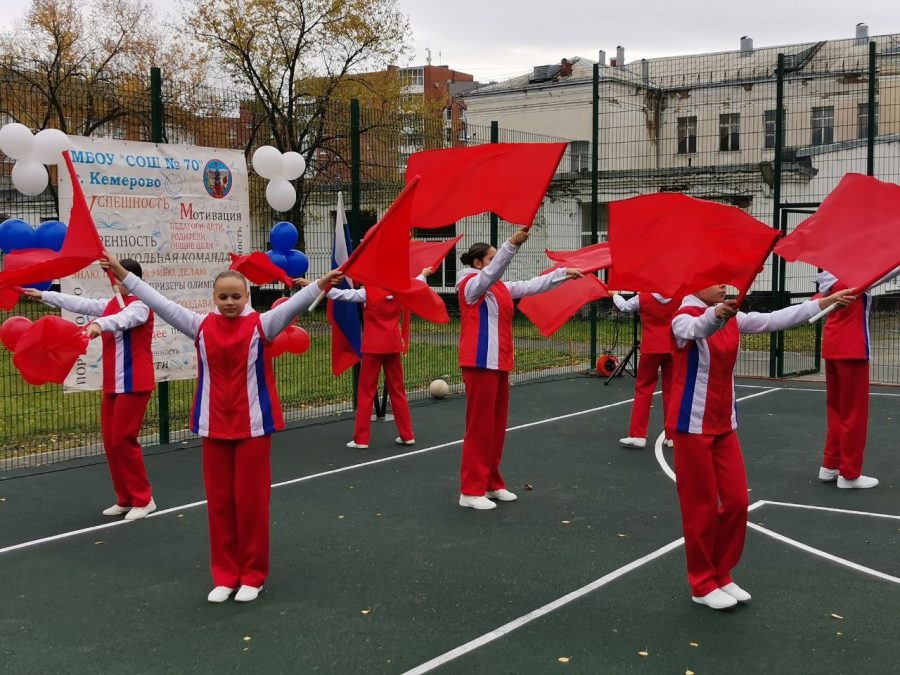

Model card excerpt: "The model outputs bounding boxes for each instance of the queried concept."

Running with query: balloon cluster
[268,297,311,358]
[0,124,71,196]
[266,221,309,279]
[0,218,68,291]
[251,145,306,212]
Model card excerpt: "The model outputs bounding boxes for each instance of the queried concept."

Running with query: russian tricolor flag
[326,192,362,375]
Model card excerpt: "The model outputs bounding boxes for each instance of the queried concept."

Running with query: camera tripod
[604,311,640,384]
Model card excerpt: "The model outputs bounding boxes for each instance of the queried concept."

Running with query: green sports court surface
[1,375,898,674]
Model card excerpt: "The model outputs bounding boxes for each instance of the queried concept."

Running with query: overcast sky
[1,0,897,82]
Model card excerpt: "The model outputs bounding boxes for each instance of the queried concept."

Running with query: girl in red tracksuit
[328,268,432,449]
[104,251,341,604]
[613,292,676,449]
[26,259,157,521]
[456,229,582,510]
[667,284,852,610]
[816,268,899,489]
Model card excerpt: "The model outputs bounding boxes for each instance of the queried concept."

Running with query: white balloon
[252,145,284,180]
[280,152,306,180]
[12,160,49,196]
[266,179,296,212]
[32,128,71,165]
[0,123,35,160]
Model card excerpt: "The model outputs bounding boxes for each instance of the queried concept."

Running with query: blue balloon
[35,220,68,252]
[267,249,288,271]
[283,249,309,278]
[270,221,299,253]
[0,219,36,253]
[26,281,52,292]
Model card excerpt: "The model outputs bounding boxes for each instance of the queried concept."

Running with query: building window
[811,106,834,146]
[764,110,781,149]
[569,140,590,172]
[719,113,740,151]
[400,68,424,87]
[677,116,697,154]
[857,103,879,139]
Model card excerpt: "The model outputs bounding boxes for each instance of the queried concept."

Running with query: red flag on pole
[546,242,612,274]
[12,316,89,385]
[518,273,609,338]
[608,193,780,300]
[228,252,293,288]
[0,151,104,286]
[774,173,900,291]
[405,143,567,229]
[409,235,464,274]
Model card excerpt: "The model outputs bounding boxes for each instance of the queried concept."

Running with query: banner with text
[57,137,251,391]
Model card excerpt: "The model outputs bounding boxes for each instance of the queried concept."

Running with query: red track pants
[460,368,510,496]
[671,429,749,597]
[353,352,414,445]
[628,352,673,438]
[100,391,153,508]
[822,359,870,481]
[202,435,272,588]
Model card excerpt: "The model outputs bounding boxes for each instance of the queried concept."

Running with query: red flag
[546,242,612,274]
[390,280,449,324]
[12,316,89,385]
[409,235,464,274]
[0,285,22,310]
[228,252,293,287]
[608,193,780,299]
[405,143,567,229]
[0,151,103,286]
[341,179,418,293]
[775,173,900,290]
[518,273,609,338]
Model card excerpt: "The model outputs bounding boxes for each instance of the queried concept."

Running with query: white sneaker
[207,586,235,603]
[102,504,130,516]
[395,437,415,446]
[619,437,647,449]
[664,438,674,448]
[346,441,368,449]
[818,467,839,482]
[837,475,879,489]
[720,582,751,603]
[486,489,518,502]
[234,585,262,602]
[124,498,156,521]
[458,494,497,510]
[691,588,738,610]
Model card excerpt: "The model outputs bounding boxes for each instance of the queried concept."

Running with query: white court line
[735,383,900,397]
[0,396,639,557]
[653,388,781,483]
[748,522,900,585]
[402,499,768,675]
[761,500,900,521]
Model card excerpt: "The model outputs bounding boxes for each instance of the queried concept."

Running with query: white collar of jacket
[455,267,478,288]
[212,304,256,316]
[816,270,837,295]
[680,294,710,310]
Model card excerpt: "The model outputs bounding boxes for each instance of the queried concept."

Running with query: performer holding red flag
[816,267,899,489]
[456,229,582,510]
[667,284,854,610]
[612,292,676,450]
[328,267,435,449]
[25,259,157,520]
[103,251,342,604]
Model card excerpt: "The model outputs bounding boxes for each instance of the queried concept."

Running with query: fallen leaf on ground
[361,609,370,615]
[689,642,699,647]
[94,541,104,545]
[557,657,570,663]
[561,520,571,524]
[638,651,649,657]
[617,533,627,538]
[831,613,843,620]
[243,636,251,642]
[524,484,534,490]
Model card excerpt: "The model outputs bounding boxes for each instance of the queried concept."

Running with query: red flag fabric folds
[608,193,780,299]
[0,285,21,310]
[409,235,464,274]
[405,143,567,229]
[12,316,88,385]
[390,280,449,324]
[228,252,293,287]
[0,151,103,287]
[518,273,609,338]
[774,173,900,290]
[545,242,612,274]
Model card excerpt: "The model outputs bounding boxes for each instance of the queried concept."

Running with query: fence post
[490,121,499,247]
[150,66,170,445]
[590,63,600,370]
[349,99,362,407]
[769,54,785,379]
[867,40,876,176]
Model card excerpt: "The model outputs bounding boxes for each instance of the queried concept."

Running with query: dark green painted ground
[0,376,897,674]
